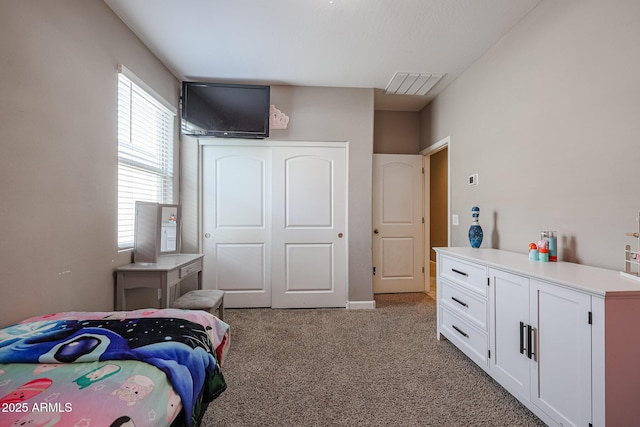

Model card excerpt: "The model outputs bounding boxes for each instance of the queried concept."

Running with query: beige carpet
[201,293,545,426]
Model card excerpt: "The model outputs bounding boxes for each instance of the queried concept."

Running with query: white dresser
[435,247,640,427]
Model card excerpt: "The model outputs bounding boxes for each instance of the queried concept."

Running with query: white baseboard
[345,300,376,310]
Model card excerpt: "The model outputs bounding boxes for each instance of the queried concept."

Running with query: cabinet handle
[527,324,535,360]
[452,325,469,338]
[520,322,526,355]
[527,325,536,360]
[451,297,468,308]
[451,268,468,277]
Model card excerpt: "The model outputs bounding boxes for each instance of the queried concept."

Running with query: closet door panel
[216,243,266,291]
[272,146,347,308]
[202,146,271,307]
[216,156,266,227]
[285,243,333,292]
[285,156,333,227]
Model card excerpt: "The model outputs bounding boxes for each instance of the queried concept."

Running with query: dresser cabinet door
[489,268,531,402]
[491,268,593,426]
[530,279,592,427]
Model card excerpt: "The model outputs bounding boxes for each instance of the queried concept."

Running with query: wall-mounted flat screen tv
[181,82,270,139]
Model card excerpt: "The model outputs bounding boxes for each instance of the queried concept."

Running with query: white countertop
[434,247,640,297]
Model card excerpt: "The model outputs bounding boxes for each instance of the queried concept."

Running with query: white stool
[172,289,225,321]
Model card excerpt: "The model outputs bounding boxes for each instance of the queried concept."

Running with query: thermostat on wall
[468,173,478,186]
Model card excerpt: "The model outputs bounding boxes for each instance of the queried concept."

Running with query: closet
[200,141,348,308]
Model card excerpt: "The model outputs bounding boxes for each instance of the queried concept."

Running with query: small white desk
[115,254,204,310]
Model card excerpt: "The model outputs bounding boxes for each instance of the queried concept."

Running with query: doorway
[421,136,450,298]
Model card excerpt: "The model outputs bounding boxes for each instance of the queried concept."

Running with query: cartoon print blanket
[0,309,229,427]
[0,360,183,426]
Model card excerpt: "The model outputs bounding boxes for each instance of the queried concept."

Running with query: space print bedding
[0,308,229,427]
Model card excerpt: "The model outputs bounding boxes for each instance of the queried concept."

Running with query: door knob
[374,229,379,234]
[338,233,344,238]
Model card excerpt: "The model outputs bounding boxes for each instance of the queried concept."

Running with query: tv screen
[181,82,270,138]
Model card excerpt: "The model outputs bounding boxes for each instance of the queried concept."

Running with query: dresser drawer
[440,255,487,296]
[180,259,202,278]
[440,307,488,367]
[441,280,487,331]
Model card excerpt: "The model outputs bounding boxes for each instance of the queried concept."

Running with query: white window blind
[117,69,175,249]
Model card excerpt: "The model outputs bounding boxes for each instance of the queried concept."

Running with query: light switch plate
[452,214,459,226]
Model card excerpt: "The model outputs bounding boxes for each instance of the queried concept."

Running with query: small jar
[528,243,538,261]
[547,231,557,261]
[538,247,549,262]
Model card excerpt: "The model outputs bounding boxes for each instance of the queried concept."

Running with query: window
[117,66,176,249]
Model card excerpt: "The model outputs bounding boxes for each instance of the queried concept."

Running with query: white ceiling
[104,0,541,111]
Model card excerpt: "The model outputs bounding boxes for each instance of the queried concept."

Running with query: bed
[0,308,229,427]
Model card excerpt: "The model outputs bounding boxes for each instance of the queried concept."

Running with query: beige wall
[374,111,420,154]
[0,0,180,326]
[421,0,640,270]
[182,85,375,303]
[0,1,375,324]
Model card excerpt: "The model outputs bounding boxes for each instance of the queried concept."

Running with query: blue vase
[468,206,483,248]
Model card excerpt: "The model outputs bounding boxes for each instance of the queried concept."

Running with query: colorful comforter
[0,309,229,427]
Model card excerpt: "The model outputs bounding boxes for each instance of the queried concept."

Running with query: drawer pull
[451,297,468,308]
[452,325,469,338]
[451,268,468,277]
[520,322,526,355]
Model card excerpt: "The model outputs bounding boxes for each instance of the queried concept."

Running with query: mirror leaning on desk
[115,202,216,312]
[134,202,181,263]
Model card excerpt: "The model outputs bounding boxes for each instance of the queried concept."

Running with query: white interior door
[271,146,347,308]
[202,145,271,307]
[373,154,424,293]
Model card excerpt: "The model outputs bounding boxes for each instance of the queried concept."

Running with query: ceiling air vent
[385,72,444,96]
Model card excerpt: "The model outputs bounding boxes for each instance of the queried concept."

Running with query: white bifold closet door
[201,143,347,308]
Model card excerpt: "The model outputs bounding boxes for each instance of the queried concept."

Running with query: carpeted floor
[201,293,546,426]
